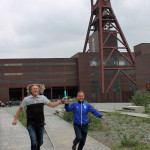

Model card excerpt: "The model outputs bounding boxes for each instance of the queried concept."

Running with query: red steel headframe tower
[83,0,136,95]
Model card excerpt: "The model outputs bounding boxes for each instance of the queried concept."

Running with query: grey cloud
[0,0,150,58]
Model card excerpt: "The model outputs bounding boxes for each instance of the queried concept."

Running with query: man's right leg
[36,125,44,150]
[27,125,37,150]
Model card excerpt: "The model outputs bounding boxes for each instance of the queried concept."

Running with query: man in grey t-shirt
[12,84,65,150]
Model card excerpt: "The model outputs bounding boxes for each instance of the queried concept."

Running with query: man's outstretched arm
[47,97,65,108]
[12,106,23,125]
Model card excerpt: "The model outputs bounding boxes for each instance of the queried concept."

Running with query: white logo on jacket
[83,104,87,109]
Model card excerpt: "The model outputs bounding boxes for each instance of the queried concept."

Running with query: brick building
[0,51,136,103]
[134,43,150,90]
[0,58,79,103]
[0,28,139,104]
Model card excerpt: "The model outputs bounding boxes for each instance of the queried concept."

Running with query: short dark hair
[77,91,84,96]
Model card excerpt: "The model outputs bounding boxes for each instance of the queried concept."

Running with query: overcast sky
[0,0,149,59]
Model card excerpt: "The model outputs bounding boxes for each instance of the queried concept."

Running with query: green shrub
[62,110,73,123]
[111,143,150,150]
[88,113,103,131]
[18,109,27,127]
[62,98,77,123]
[145,107,150,114]
[132,90,150,108]
[121,134,139,147]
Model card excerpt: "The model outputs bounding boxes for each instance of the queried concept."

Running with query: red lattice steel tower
[83,0,136,95]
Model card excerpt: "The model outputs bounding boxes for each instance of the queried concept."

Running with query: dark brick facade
[134,43,150,90]
[72,52,135,103]
[0,58,78,103]
[0,52,136,103]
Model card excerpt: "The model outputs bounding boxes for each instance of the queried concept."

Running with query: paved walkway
[0,108,52,150]
[1,106,111,150]
[44,106,110,150]
[3,107,53,150]
[1,103,148,150]
[0,109,30,150]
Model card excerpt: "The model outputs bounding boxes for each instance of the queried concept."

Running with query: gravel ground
[88,112,150,148]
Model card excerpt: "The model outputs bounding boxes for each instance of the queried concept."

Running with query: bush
[88,113,103,131]
[62,98,77,123]
[145,107,150,114]
[132,90,150,108]
[121,134,139,147]
[18,109,27,127]
[62,111,73,123]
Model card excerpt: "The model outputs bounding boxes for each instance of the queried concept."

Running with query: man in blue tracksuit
[65,91,105,150]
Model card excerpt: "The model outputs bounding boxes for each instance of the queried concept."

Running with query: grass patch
[107,111,122,116]
[18,109,27,128]
[121,134,139,147]
[88,113,103,131]
[61,101,150,149]
[111,143,150,150]
[62,110,73,124]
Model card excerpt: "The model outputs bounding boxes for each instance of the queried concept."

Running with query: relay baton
[64,91,67,97]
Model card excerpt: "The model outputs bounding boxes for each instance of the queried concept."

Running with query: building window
[118,57,131,66]
[0,78,77,83]
[104,70,117,75]
[4,73,23,76]
[129,81,136,94]
[91,80,100,98]
[110,79,120,92]
[123,70,135,75]
[23,72,77,76]
[104,57,131,66]
[91,70,100,76]
[23,62,76,66]
[4,63,23,66]
[90,57,100,66]
[92,38,95,52]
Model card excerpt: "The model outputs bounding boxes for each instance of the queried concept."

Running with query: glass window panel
[91,71,100,76]
[92,38,95,52]
[90,57,100,66]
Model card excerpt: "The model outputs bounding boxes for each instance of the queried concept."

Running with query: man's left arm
[47,97,65,108]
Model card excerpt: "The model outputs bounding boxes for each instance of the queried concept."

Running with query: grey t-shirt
[21,95,50,108]
[21,95,50,125]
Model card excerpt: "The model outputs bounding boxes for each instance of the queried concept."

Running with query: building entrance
[45,86,78,100]
[9,86,78,103]
[9,88,22,101]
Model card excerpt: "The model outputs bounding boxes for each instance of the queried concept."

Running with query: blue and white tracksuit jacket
[65,101,103,126]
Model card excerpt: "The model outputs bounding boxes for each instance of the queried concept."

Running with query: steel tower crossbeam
[83,0,136,94]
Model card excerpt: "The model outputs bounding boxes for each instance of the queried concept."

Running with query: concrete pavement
[1,105,111,150]
[0,109,31,150]
[1,102,149,150]
[44,106,110,150]
[0,107,53,150]
[3,107,54,150]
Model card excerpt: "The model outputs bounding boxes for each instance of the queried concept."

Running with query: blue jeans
[27,124,44,150]
[73,124,88,150]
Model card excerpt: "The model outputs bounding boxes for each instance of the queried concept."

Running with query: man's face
[31,85,39,96]
[77,93,85,102]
